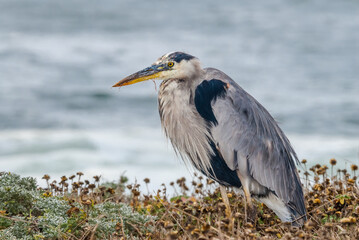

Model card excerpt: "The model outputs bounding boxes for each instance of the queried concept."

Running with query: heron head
[112,52,202,87]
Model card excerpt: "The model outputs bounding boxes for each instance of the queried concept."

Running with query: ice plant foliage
[0,159,359,239]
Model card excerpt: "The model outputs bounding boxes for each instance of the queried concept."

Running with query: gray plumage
[205,68,306,223]
[113,51,307,226]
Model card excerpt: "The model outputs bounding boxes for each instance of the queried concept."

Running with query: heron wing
[201,68,305,216]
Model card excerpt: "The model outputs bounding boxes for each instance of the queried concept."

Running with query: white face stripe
[154,52,176,65]
[164,51,175,58]
[154,51,197,65]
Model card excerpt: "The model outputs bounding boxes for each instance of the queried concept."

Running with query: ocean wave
[0,129,358,191]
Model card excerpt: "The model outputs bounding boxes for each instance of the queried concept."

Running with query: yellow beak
[112,64,165,87]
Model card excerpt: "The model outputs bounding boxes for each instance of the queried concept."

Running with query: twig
[127,221,145,240]
[166,204,233,239]
[0,215,79,240]
[119,215,126,240]
[89,223,99,240]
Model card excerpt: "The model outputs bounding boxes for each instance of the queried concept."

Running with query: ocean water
[0,0,358,190]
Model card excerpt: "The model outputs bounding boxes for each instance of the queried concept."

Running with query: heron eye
[167,62,174,67]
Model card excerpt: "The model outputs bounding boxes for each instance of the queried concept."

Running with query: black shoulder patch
[194,79,227,125]
[168,52,195,63]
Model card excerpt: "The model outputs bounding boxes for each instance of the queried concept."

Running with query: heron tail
[257,192,306,226]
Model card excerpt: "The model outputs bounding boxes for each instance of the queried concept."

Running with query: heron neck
[157,78,214,174]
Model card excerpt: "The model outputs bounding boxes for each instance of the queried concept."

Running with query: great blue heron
[113,52,307,226]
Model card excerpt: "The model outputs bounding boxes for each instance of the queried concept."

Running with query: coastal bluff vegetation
[1,159,359,239]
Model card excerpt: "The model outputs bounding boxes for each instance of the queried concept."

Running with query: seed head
[42,174,50,180]
[351,164,358,171]
[330,158,337,166]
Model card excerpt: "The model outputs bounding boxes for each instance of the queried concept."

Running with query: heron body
[113,52,307,226]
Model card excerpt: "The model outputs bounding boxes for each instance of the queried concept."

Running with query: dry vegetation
[1,159,359,239]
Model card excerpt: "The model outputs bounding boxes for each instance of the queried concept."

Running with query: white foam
[289,134,359,167]
[0,129,358,192]
[0,128,192,194]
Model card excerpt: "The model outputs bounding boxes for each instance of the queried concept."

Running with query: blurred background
[0,0,358,190]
